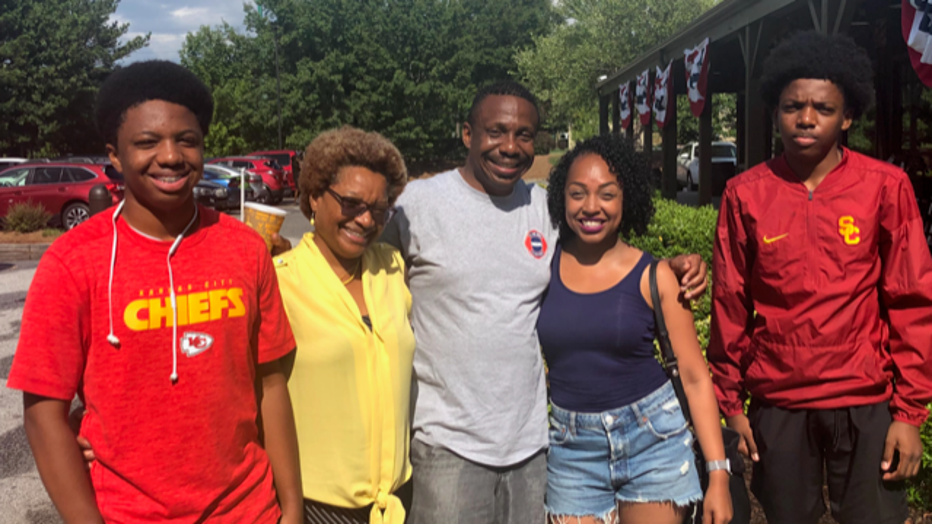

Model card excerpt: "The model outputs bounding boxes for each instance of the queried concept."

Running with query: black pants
[749,401,908,524]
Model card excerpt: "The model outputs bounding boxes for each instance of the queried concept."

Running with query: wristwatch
[706,459,731,475]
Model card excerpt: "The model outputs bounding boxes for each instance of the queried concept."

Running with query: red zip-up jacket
[709,148,932,427]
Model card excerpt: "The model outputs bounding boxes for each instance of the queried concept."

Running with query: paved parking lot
[0,260,61,524]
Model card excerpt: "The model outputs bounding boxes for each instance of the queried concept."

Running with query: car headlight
[215,188,228,198]
[193,187,205,196]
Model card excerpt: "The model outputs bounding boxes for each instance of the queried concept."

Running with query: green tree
[180,0,554,159]
[677,93,738,144]
[516,0,718,140]
[0,0,149,157]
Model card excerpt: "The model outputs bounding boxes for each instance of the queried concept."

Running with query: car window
[267,154,291,166]
[233,161,251,169]
[0,168,30,187]
[32,167,63,185]
[66,167,97,182]
[712,145,737,158]
[204,167,232,179]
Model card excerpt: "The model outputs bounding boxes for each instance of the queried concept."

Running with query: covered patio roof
[596,0,906,207]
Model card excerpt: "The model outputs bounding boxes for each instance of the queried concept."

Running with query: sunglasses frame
[325,187,395,225]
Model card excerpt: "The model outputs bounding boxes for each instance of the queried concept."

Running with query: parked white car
[0,158,27,171]
[676,141,737,190]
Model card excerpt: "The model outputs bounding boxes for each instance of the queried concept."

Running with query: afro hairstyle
[547,133,654,241]
[96,60,214,147]
[760,30,874,119]
[467,81,540,126]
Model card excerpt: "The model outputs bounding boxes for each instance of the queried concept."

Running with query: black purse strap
[649,260,694,426]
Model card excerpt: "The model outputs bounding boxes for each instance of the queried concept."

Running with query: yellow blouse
[274,233,415,524]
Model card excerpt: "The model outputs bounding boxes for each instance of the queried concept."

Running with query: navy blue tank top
[537,246,668,413]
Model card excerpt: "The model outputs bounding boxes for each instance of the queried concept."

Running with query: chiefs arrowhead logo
[181,332,214,357]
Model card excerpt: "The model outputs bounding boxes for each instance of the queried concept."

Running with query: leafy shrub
[534,131,555,156]
[627,193,717,265]
[5,201,52,233]
[628,194,718,345]
[907,408,932,514]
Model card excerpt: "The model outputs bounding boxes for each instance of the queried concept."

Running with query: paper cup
[244,202,287,250]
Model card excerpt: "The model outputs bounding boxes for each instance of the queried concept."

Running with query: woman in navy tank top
[539,134,732,524]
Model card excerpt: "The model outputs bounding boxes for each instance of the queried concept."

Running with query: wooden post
[699,92,713,206]
[736,93,746,170]
[599,94,610,136]
[662,97,678,200]
[612,88,621,134]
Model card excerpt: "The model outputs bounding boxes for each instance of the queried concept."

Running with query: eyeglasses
[326,188,395,225]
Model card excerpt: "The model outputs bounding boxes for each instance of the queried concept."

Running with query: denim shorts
[546,380,703,519]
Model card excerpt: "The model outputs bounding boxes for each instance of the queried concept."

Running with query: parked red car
[247,150,299,197]
[208,156,286,204]
[0,162,123,230]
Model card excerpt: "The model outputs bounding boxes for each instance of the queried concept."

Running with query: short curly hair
[298,126,408,220]
[760,31,874,119]
[547,134,654,240]
[96,60,214,147]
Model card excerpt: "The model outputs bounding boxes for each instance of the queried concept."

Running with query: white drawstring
[107,201,199,383]
[167,206,198,383]
[106,200,127,347]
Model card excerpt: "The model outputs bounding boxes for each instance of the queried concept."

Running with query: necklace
[340,260,361,285]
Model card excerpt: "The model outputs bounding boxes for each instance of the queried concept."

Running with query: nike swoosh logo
[763,233,789,244]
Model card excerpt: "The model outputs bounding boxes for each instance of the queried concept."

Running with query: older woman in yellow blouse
[273,126,413,524]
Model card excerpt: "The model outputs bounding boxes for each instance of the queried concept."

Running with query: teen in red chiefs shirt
[7,61,301,523]
[709,32,932,524]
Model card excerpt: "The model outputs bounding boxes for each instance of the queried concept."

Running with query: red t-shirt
[8,206,296,523]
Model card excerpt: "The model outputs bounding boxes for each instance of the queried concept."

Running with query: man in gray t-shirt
[381,82,707,523]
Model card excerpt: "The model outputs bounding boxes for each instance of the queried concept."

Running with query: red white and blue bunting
[683,38,710,117]
[653,61,673,128]
[903,1,932,87]
[619,82,633,130]
[636,69,651,125]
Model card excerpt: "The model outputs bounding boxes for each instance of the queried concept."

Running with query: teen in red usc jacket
[709,32,932,524]
[713,150,932,421]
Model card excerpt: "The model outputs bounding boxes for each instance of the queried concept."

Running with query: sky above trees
[112,0,247,62]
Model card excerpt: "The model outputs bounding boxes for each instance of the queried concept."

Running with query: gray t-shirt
[381,169,558,466]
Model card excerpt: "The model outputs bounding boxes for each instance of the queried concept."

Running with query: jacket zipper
[807,190,816,286]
